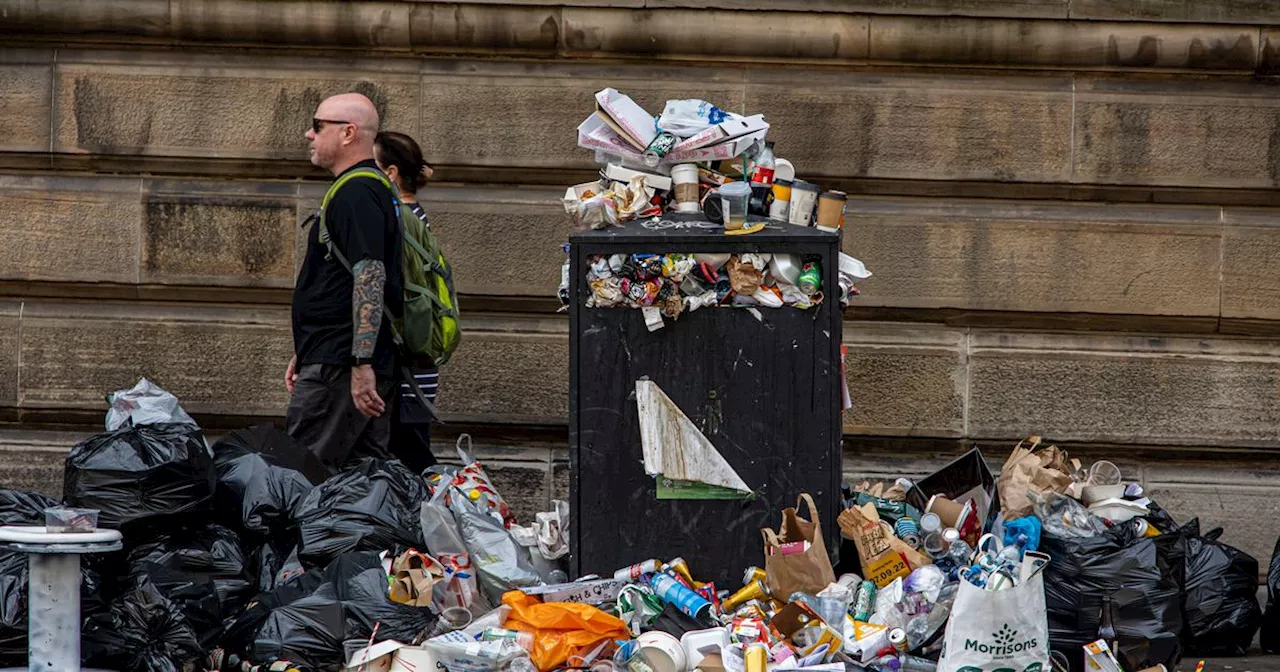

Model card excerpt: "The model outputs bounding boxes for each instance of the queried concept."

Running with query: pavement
[1188,657,1280,672]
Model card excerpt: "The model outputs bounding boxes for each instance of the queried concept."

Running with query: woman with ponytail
[374,131,439,471]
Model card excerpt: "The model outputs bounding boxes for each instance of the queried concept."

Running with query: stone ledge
[5,175,1274,320]
[9,303,1280,449]
[0,3,1273,70]
[8,53,1280,190]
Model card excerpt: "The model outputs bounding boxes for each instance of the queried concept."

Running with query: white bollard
[0,525,122,672]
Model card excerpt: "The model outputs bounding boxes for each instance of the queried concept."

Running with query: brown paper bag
[837,502,932,588]
[389,549,444,607]
[761,493,836,598]
[996,436,1078,519]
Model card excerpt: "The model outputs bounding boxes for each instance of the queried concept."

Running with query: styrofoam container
[680,628,730,670]
[1081,483,1126,505]
[638,630,688,672]
[1087,498,1149,523]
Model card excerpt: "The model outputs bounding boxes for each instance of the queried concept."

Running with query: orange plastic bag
[502,591,630,671]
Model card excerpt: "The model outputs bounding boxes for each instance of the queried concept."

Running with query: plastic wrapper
[105,377,198,430]
[1031,491,1106,539]
[502,591,630,671]
[1041,522,1185,672]
[657,99,741,138]
[296,458,429,569]
[211,424,328,545]
[1181,520,1261,655]
[451,491,543,604]
[422,638,528,672]
[82,577,204,672]
[64,422,215,531]
[1262,535,1280,653]
[127,523,255,649]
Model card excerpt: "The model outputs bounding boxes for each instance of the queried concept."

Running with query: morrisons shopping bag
[938,572,1050,672]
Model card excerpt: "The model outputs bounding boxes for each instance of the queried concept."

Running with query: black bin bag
[82,577,204,672]
[1181,519,1261,656]
[211,424,328,545]
[127,523,255,650]
[295,458,429,570]
[1042,522,1186,672]
[64,422,215,532]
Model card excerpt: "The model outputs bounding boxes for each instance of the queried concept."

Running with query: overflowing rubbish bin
[567,220,845,589]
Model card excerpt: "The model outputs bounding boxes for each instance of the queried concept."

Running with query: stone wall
[1,0,1279,564]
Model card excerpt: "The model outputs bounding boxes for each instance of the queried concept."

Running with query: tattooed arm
[351,258,387,417]
[352,258,386,360]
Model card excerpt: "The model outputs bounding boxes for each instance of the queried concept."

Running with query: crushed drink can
[615,559,661,581]
[724,579,769,612]
[853,580,876,622]
[742,566,767,586]
[649,572,712,620]
[643,132,678,167]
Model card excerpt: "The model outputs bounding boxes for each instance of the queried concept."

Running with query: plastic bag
[211,424,326,544]
[1181,520,1261,655]
[296,458,429,569]
[421,480,469,557]
[106,377,198,430]
[1003,516,1042,553]
[502,591,631,671]
[64,422,215,530]
[657,99,740,138]
[82,577,204,672]
[127,523,255,649]
[1262,535,1280,653]
[1041,523,1185,672]
[452,490,543,604]
[1031,491,1106,539]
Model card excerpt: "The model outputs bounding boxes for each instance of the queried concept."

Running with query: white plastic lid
[719,181,752,196]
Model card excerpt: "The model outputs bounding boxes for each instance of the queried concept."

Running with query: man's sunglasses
[311,118,351,133]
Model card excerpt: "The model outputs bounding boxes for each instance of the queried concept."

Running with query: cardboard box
[594,88,659,151]
[604,164,672,192]
[577,114,644,158]
[665,129,768,163]
[672,115,769,153]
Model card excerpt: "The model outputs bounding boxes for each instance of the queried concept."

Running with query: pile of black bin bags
[1043,501,1266,672]
[0,411,440,672]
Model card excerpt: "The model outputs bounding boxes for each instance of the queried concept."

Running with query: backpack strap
[315,167,444,423]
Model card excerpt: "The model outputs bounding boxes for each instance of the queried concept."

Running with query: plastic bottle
[898,654,938,672]
[996,534,1029,569]
[749,142,776,186]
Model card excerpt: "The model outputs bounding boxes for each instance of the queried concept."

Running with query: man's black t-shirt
[292,159,404,377]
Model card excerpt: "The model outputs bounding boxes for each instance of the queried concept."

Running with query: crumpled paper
[726,256,764,295]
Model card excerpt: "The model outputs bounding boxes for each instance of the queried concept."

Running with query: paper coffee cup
[926,495,965,529]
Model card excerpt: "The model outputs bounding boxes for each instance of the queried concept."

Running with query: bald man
[286,93,404,468]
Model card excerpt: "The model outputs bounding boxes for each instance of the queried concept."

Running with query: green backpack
[315,167,463,368]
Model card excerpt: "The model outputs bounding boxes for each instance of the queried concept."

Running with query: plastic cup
[787,180,820,226]
[718,181,752,231]
[671,164,701,214]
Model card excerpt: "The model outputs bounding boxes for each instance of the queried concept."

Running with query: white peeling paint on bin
[0,526,123,672]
